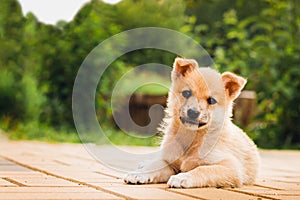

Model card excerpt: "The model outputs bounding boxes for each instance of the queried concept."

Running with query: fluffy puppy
[123,58,260,188]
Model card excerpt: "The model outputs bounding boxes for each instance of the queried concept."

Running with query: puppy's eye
[182,90,192,99]
[207,97,217,105]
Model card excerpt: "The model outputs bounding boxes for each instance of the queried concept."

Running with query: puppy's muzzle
[180,109,207,128]
[187,109,200,119]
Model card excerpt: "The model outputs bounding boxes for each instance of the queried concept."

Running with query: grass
[6,122,81,143]
[1,120,160,146]
[104,127,160,146]
[116,71,171,96]
[135,84,169,95]
[0,70,167,146]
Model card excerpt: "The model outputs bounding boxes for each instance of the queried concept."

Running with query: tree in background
[185,0,300,148]
[0,0,299,148]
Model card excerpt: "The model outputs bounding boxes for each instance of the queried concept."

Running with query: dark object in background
[114,91,256,135]
[234,91,256,127]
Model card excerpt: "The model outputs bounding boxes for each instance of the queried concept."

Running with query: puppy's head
[168,58,246,131]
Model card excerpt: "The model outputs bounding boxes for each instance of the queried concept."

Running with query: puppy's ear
[172,58,198,77]
[221,72,247,100]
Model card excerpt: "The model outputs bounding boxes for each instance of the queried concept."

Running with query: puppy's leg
[124,159,175,184]
[167,159,242,188]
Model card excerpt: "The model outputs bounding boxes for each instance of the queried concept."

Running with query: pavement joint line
[273,180,300,184]
[52,159,71,166]
[0,155,135,200]
[166,188,207,200]
[253,184,283,190]
[94,171,121,179]
[226,188,281,200]
[2,177,27,187]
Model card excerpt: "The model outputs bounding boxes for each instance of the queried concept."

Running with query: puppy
[123,58,260,188]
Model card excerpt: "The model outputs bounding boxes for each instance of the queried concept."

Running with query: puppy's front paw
[167,173,194,188]
[123,172,154,184]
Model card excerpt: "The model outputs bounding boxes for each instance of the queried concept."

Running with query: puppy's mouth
[180,117,207,128]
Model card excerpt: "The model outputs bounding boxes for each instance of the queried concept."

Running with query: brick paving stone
[169,187,272,200]
[0,140,300,200]
[231,185,300,200]
[0,187,122,200]
[101,185,198,200]
[256,179,300,190]
[7,175,81,187]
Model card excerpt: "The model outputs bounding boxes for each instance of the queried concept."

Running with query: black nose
[187,109,200,119]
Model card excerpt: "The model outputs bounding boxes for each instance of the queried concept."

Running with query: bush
[18,74,46,122]
[189,0,300,148]
[0,70,19,118]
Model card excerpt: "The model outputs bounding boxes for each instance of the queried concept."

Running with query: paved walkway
[0,140,299,200]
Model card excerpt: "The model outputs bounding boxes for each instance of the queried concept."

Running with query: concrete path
[0,140,299,199]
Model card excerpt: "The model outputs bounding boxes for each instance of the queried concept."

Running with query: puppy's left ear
[221,72,247,100]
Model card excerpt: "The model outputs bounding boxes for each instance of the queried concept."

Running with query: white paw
[167,173,194,188]
[123,172,154,184]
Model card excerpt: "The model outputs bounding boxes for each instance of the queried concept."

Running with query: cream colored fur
[123,58,260,188]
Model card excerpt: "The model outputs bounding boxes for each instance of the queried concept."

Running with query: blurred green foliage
[0,0,299,148]
[186,0,300,148]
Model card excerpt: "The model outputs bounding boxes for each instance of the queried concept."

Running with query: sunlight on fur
[123,58,260,188]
